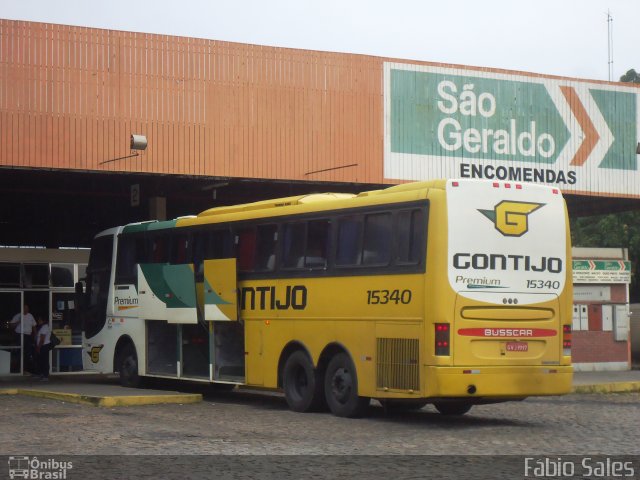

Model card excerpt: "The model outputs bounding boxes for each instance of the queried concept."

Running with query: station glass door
[0,292,25,374]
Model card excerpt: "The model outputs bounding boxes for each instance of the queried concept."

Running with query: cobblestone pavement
[1,387,638,456]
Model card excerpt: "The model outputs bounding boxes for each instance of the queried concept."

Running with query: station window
[0,263,21,287]
[51,263,75,287]
[21,264,50,288]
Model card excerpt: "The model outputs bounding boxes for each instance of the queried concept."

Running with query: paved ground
[1,374,638,479]
[1,383,638,456]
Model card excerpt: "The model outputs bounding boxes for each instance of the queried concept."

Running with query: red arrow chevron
[559,86,600,166]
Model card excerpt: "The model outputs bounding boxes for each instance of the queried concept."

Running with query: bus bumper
[425,365,573,398]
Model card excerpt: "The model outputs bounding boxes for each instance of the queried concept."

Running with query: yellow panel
[203,258,238,321]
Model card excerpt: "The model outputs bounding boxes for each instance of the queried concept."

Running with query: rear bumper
[425,365,573,398]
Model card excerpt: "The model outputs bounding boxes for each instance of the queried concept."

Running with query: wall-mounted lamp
[99,134,148,165]
[131,134,148,151]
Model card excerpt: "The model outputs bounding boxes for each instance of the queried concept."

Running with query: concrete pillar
[149,196,167,221]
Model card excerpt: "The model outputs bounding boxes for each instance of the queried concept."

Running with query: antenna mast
[607,10,614,81]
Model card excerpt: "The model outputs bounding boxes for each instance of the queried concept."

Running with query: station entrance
[0,250,89,375]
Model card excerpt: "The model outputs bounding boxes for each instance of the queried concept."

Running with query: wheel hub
[331,367,352,403]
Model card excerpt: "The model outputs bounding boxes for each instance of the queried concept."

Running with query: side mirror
[75,281,84,295]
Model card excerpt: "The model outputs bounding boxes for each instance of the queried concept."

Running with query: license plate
[506,342,528,352]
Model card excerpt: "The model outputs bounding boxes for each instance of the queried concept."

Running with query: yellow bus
[78,179,573,417]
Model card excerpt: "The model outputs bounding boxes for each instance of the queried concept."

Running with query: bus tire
[324,352,370,418]
[434,401,472,416]
[118,343,141,388]
[282,350,324,412]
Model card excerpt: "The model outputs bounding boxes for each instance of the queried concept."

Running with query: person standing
[8,304,36,372]
[34,315,52,381]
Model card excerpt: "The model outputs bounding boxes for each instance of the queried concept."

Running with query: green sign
[390,70,570,164]
[384,63,640,197]
[572,259,631,284]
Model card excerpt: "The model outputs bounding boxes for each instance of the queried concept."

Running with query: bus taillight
[562,324,572,356]
[435,323,450,356]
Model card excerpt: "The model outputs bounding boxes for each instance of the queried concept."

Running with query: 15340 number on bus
[367,289,412,305]
[526,280,560,289]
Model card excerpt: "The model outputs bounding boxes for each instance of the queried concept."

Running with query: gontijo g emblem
[478,201,544,237]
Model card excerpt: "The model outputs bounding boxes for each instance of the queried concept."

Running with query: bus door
[138,263,199,377]
[202,258,244,382]
[137,263,198,324]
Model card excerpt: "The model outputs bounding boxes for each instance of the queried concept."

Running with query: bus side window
[236,228,257,272]
[171,234,189,264]
[336,216,363,266]
[84,234,113,339]
[395,209,424,265]
[149,235,169,263]
[305,220,329,268]
[207,229,230,260]
[115,234,139,284]
[362,213,392,266]
[192,231,206,278]
[282,222,305,269]
[254,224,277,271]
[193,229,231,277]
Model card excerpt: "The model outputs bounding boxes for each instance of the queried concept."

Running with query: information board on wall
[384,62,640,197]
[572,260,631,284]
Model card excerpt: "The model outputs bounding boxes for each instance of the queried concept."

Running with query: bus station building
[0,19,639,374]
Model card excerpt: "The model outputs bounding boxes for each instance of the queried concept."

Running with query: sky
[0,0,638,82]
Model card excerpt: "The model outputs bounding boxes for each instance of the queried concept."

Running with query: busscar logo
[478,201,544,237]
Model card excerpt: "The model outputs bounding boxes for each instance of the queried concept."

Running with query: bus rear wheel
[324,352,370,418]
[118,343,141,388]
[434,401,472,416]
[282,350,324,412]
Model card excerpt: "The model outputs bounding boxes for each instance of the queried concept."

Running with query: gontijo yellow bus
[77,179,573,417]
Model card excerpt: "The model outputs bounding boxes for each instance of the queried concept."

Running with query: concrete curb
[571,382,640,394]
[0,388,202,407]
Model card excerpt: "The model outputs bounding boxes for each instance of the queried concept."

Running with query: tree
[571,213,640,301]
[620,69,640,83]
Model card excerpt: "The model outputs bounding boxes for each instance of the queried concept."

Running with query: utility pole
[607,10,614,81]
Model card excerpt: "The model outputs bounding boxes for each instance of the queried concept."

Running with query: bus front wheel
[324,352,370,418]
[118,343,141,388]
[282,350,324,412]
[433,401,472,416]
